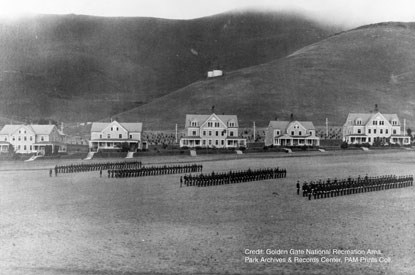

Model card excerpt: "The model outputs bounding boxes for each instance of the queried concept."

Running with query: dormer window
[356,119,362,125]
[229,121,235,127]
[392,120,398,125]
[191,121,197,127]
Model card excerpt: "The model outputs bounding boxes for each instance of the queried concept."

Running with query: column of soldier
[298,174,414,200]
[109,164,203,178]
[181,167,286,187]
[53,160,142,175]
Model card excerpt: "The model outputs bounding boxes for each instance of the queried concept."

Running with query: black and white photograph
[0,0,415,274]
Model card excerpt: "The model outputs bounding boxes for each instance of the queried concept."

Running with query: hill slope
[0,11,339,122]
[114,22,415,129]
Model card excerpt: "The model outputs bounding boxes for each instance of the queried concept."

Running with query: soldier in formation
[182,167,286,187]
[109,163,202,178]
[300,174,413,200]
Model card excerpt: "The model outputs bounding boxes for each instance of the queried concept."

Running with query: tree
[8,144,15,155]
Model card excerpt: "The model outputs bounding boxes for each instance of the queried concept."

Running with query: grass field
[0,150,415,274]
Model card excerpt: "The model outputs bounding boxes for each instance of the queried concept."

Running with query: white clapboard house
[89,120,143,152]
[180,113,246,148]
[264,120,320,147]
[342,112,410,145]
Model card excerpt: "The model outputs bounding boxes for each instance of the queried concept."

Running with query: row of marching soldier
[54,160,142,175]
[109,164,202,178]
[299,174,413,200]
[181,167,286,187]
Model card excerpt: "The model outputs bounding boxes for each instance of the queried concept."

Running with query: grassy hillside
[0,11,339,122]
[114,22,415,129]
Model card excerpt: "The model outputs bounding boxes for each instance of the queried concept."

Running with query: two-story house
[342,112,410,145]
[89,120,143,152]
[265,120,320,147]
[179,113,246,148]
[0,124,66,154]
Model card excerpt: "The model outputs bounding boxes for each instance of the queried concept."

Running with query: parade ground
[1,150,415,274]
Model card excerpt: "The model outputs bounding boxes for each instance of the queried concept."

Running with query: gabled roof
[185,113,238,127]
[91,121,143,132]
[268,121,316,131]
[30,125,56,135]
[0,124,56,135]
[0,125,21,135]
[345,112,400,126]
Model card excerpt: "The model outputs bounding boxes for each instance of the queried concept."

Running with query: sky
[0,0,415,27]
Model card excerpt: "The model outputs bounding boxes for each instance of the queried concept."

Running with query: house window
[119,134,122,138]
[100,134,102,139]
[191,121,197,127]
[4,137,7,141]
[291,131,294,136]
[368,137,371,142]
[215,140,218,145]
[393,130,397,134]
[41,136,44,141]
[386,129,388,134]
[216,131,218,136]
[107,134,110,138]
[229,122,235,127]
[209,140,212,145]
[116,127,119,131]
[203,131,206,136]
[12,137,15,141]
[18,137,21,141]
[208,122,213,127]
[192,131,196,136]
[24,145,26,150]
[209,131,212,136]
[24,136,27,141]
[230,131,234,137]
[129,135,132,139]
[30,136,32,141]
[19,130,21,134]
[215,122,220,127]
[299,131,302,136]
[30,145,32,150]
[368,129,371,134]
[380,121,384,125]
[221,140,224,145]
[276,130,280,135]
[111,127,113,131]
[357,129,361,134]
[373,121,377,125]
[374,129,377,134]
[380,129,383,134]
